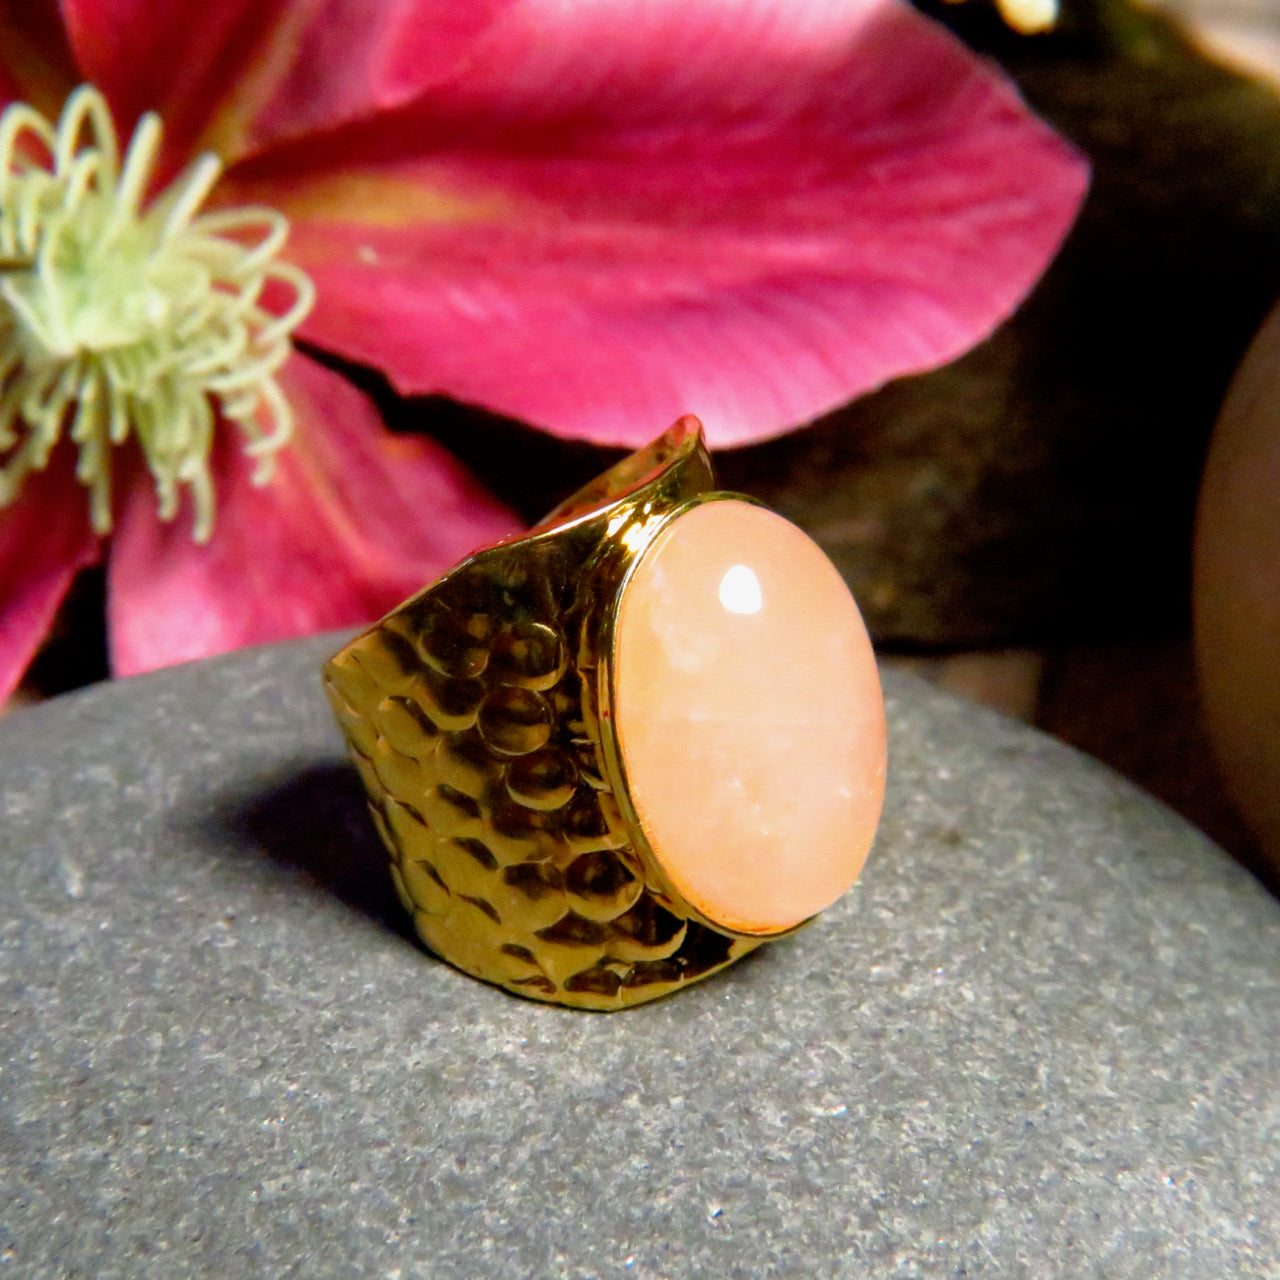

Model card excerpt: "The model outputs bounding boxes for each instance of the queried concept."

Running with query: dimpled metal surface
[324,421,764,1009]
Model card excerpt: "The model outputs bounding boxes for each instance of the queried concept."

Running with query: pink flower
[0,0,1087,700]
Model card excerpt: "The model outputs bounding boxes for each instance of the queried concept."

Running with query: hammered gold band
[324,417,885,1010]
[323,420,767,1008]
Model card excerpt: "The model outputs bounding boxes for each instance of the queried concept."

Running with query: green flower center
[0,86,314,541]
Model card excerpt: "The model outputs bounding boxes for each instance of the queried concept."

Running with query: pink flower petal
[232,0,1086,448]
[107,356,520,676]
[0,446,101,701]
[237,0,514,159]
[60,0,513,167]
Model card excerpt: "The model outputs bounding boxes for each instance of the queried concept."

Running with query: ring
[323,417,886,1009]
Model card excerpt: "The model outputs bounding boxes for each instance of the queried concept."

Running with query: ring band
[323,417,886,1009]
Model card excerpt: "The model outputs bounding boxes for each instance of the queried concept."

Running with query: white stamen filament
[0,85,315,541]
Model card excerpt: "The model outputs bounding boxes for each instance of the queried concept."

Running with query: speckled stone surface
[1,635,1277,1278]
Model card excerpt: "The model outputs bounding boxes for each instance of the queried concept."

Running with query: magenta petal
[107,357,520,677]
[241,0,514,157]
[62,0,282,160]
[0,447,100,701]
[62,0,514,166]
[266,0,1086,447]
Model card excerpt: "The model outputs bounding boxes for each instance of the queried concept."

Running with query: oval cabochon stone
[0,634,1276,1277]
[613,499,886,935]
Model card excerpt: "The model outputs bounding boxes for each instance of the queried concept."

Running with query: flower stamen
[0,85,315,541]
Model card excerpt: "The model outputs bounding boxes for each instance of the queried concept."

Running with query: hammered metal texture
[324,423,762,1010]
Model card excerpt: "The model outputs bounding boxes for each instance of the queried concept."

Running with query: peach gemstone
[612,499,886,935]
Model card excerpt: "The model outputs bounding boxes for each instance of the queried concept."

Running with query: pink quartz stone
[612,498,886,935]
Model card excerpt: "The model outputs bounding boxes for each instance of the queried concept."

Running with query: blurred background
[14,0,1280,886]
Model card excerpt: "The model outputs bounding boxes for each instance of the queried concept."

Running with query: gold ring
[323,417,886,1010]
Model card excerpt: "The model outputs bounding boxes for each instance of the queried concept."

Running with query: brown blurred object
[1193,298,1280,872]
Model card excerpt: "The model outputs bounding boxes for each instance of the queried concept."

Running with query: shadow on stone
[206,759,419,945]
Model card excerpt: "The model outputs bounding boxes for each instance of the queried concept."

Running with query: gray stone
[1,634,1277,1279]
